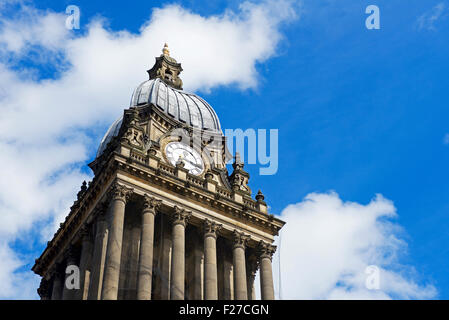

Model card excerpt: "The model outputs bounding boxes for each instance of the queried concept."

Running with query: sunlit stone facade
[32,45,285,300]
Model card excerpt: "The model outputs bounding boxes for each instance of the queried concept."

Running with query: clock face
[165,142,204,176]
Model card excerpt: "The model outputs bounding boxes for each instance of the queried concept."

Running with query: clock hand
[183,158,202,169]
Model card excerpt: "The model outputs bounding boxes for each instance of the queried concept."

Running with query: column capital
[233,230,250,249]
[79,224,92,242]
[142,194,162,214]
[49,262,64,277]
[171,206,191,227]
[64,245,78,265]
[258,241,276,261]
[108,182,133,204]
[203,219,222,239]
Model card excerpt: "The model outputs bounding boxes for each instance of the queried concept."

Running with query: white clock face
[165,142,204,176]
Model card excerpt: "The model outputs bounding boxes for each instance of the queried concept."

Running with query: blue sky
[0,0,448,299]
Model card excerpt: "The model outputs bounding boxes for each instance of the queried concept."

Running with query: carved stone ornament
[171,205,192,227]
[37,278,51,299]
[203,219,222,239]
[109,183,133,204]
[142,194,162,214]
[79,224,92,242]
[230,153,251,194]
[147,44,184,90]
[124,127,144,147]
[258,241,277,261]
[233,230,250,249]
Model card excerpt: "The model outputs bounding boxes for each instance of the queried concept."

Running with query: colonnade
[44,183,276,300]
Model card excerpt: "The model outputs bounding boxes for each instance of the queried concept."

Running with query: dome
[96,78,222,159]
[96,116,123,158]
[130,78,221,132]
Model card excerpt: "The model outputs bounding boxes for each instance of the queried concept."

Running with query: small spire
[256,190,265,202]
[162,43,170,56]
[232,152,244,170]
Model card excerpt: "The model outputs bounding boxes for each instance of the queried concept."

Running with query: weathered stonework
[32,45,285,300]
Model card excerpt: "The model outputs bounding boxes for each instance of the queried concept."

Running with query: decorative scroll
[142,194,162,214]
[233,230,250,249]
[258,241,277,261]
[171,205,192,227]
[108,182,133,204]
[203,219,222,239]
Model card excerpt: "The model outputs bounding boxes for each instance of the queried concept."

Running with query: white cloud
[0,1,297,299]
[272,192,437,299]
[0,244,40,299]
[417,2,448,31]
[0,1,436,301]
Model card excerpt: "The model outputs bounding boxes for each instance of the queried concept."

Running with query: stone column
[155,221,172,300]
[88,209,108,300]
[125,223,141,299]
[203,219,221,300]
[193,241,204,300]
[101,183,133,300]
[137,195,162,300]
[77,225,93,300]
[233,230,249,300]
[170,206,191,300]
[62,247,78,300]
[50,265,63,300]
[259,241,276,300]
[247,255,258,301]
[222,257,234,300]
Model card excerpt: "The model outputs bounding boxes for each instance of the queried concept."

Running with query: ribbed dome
[96,78,222,159]
[96,116,123,158]
[130,78,221,132]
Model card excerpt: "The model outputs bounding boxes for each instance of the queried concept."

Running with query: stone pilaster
[76,225,93,300]
[50,264,64,300]
[232,230,249,300]
[170,206,191,300]
[137,195,162,300]
[246,255,258,300]
[88,208,108,300]
[62,246,78,300]
[101,183,133,300]
[193,241,204,300]
[203,219,221,300]
[154,219,172,300]
[258,241,276,300]
[222,254,234,300]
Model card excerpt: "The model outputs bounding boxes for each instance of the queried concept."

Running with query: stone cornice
[32,159,119,277]
[114,153,285,235]
[32,147,285,277]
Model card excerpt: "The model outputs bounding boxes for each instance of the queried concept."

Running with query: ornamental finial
[162,43,170,56]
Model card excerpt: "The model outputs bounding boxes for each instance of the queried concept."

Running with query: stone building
[32,44,285,300]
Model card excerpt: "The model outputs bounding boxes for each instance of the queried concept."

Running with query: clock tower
[32,45,285,300]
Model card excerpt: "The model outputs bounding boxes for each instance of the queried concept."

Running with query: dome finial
[162,43,170,56]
